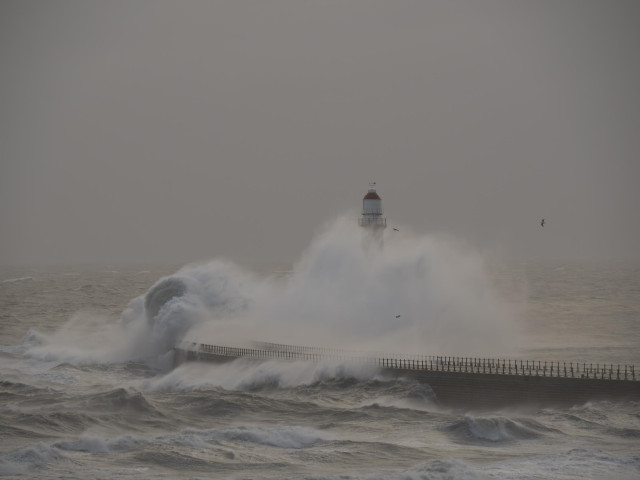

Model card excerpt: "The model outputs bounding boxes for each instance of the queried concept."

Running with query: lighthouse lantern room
[358,183,386,229]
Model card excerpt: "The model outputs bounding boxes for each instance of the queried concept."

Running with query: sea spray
[144,357,382,393]
[25,217,519,366]
[183,217,519,357]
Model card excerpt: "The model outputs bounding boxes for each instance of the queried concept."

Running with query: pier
[175,341,640,409]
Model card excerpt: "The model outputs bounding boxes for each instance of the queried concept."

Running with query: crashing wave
[144,277,188,325]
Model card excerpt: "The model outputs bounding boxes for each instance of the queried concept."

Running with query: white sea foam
[144,357,381,392]
[483,447,640,480]
[55,436,111,453]
[24,311,142,364]
[0,443,68,474]
[55,434,144,453]
[54,426,331,454]
[1,276,33,284]
[193,425,334,449]
[1,329,45,356]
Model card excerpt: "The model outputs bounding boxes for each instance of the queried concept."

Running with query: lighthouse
[358,183,386,250]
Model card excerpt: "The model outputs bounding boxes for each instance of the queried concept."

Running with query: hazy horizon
[2,1,639,267]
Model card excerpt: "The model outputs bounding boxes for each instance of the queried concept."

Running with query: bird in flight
[540,218,545,227]
[395,315,401,318]
[393,228,399,232]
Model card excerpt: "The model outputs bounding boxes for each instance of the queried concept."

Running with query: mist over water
[254,218,517,354]
[26,218,518,367]
[168,219,522,361]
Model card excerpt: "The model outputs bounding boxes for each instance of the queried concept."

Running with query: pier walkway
[175,341,639,408]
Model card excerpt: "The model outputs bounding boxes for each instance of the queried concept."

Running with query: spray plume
[25,217,520,366]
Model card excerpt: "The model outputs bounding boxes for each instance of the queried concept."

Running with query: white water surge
[2,220,638,479]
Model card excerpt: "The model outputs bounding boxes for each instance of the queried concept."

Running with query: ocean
[1,225,639,479]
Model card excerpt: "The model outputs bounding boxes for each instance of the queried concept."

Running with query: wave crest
[444,415,542,443]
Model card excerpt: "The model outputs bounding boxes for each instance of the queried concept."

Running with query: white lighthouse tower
[358,183,386,250]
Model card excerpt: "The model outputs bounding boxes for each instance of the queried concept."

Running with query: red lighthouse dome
[363,190,381,201]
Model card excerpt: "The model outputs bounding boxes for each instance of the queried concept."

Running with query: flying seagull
[393,228,399,232]
[540,218,545,227]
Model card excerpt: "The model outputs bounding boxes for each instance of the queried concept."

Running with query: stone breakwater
[174,341,639,409]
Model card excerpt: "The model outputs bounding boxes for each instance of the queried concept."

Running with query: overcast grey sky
[1,0,639,266]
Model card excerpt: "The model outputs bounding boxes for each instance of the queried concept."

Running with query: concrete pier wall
[174,341,639,409]
[397,369,639,409]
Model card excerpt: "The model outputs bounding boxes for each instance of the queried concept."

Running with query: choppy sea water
[1,249,639,478]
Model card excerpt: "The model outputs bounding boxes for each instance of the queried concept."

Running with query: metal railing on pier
[187,341,637,382]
